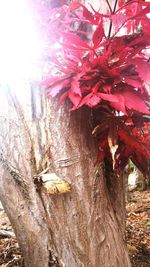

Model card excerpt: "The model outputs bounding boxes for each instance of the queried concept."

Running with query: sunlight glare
[0,0,42,84]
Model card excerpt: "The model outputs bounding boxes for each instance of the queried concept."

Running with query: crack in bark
[0,153,30,201]
[56,152,92,168]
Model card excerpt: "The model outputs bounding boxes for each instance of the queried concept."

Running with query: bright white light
[0,0,42,84]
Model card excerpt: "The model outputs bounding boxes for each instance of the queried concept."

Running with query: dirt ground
[126,190,150,267]
[0,208,24,267]
[0,190,150,267]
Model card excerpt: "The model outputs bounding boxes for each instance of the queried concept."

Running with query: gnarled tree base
[0,96,131,267]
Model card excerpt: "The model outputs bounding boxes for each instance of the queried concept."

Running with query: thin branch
[113,0,118,13]
[106,0,113,14]
[0,230,15,238]
[107,0,118,39]
[108,21,113,39]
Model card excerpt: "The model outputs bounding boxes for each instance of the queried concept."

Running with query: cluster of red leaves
[93,113,150,176]
[39,0,150,175]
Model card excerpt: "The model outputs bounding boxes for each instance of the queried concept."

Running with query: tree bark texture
[0,84,131,267]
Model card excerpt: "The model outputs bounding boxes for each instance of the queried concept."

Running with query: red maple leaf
[37,0,150,176]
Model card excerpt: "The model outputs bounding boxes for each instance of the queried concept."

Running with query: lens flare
[0,0,42,84]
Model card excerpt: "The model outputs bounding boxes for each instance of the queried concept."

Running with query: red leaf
[36,0,150,176]
[82,5,95,22]
[133,59,150,84]
[110,95,127,114]
[86,94,101,107]
[69,92,81,107]
[140,18,150,34]
[115,89,150,114]
[81,4,104,25]
[77,93,93,108]
[134,6,150,19]
[123,90,150,114]
[92,20,104,48]
[61,32,90,50]
[118,128,148,157]
[111,13,127,32]
[97,93,120,103]
[46,79,69,97]
[77,93,101,108]
[70,74,82,96]
[68,74,82,107]
[103,85,112,93]
[39,76,67,87]
[131,153,149,177]
[58,91,68,106]
[118,0,125,8]
[124,77,142,89]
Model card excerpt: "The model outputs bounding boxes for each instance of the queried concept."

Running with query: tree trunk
[0,85,131,267]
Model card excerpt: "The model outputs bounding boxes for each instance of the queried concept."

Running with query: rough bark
[0,166,51,267]
[0,0,129,262]
[0,84,131,267]
[44,101,130,267]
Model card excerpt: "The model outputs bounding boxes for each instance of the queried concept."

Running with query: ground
[0,190,150,267]
[0,208,23,267]
[126,190,150,267]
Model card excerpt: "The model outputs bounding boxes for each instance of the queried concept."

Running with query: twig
[107,0,118,39]
[134,207,150,213]
[0,152,30,200]
[128,212,138,217]
[112,0,118,13]
[5,256,22,267]
[0,229,15,238]
[106,0,113,13]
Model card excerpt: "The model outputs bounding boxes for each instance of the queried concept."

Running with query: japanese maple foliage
[38,0,150,176]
